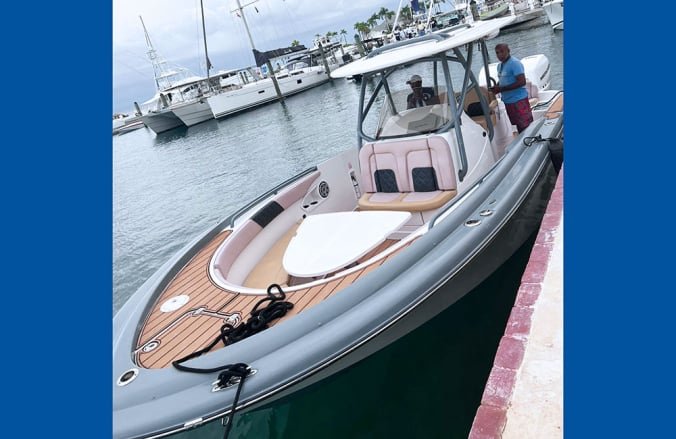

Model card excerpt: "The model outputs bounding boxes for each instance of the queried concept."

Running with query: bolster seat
[358,190,456,211]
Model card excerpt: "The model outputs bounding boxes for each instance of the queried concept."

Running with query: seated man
[406,75,436,109]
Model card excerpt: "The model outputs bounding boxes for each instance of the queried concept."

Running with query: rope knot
[214,363,251,389]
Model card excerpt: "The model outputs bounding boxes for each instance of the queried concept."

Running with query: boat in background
[166,0,217,129]
[542,0,564,30]
[140,87,189,134]
[114,16,563,438]
[206,1,337,120]
[113,113,145,136]
[135,17,205,134]
[113,114,134,135]
[207,51,336,119]
[500,0,549,32]
[480,0,510,20]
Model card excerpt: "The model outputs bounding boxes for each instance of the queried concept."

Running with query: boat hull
[207,69,331,119]
[480,3,510,20]
[141,111,185,134]
[113,113,562,438]
[171,99,214,127]
[501,9,549,33]
[115,120,146,135]
[237,150,558,412]
[543,0,564,30]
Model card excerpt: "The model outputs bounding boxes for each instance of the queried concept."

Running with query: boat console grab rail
[227,166,318,227]
[453,43,496,141]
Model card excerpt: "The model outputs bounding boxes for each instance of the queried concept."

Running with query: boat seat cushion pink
[358,136,457,211]
[212,171,320,281]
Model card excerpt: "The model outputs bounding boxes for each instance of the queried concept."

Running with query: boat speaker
[318,181,330,198]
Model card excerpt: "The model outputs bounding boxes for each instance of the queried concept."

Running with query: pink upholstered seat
[358,136,458,212]
[211,171,320,283]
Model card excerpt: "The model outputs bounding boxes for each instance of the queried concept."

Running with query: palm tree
[367,14,379,30]
[378,7,389,20]
[354,22,370,40]
[401,5,412,23]
[384,10,396,31]
[340,29,348,44]
[290,39,300,47]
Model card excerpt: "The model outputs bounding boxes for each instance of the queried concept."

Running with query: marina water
[114,24,562,438]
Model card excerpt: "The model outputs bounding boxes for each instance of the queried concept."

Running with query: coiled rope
[171,284,294,438]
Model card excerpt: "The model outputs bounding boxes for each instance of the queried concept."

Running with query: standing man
[490,43,534,133]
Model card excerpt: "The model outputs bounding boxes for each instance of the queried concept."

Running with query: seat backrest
[463,87,495,111]
[359,137,456,194]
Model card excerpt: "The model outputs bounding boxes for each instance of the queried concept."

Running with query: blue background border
[3,3,111,436]
[565,2,673,438]
[5,1,672,437]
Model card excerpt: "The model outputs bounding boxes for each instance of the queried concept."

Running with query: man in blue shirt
[489,44,533,133]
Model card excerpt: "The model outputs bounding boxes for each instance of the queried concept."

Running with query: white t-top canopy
[330,17,516,79]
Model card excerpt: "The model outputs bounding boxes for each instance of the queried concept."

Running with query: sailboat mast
[199,0,212,82]
[392,0,406,32]
[425,0,435,29]
[139,15,161,91]
[232,0,284,101]
[235,0,257,51]
[139,15,185,92]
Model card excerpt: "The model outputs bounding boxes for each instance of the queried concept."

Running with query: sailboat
[206,0,337,120]
[136,16,204,134]
[169,0,218,128]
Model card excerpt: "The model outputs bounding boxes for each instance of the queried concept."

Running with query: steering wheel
[488,76,497,89]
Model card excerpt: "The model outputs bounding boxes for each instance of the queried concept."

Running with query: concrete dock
[469,166,564,438]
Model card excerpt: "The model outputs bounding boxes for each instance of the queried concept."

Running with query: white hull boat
[208,65,333,119]
[170,98,213,127]
[113,114,145,135]
[113,17,563,439]
[140,71,243,134]
[543,0,564,30]
[140,109,185,135]
[480,2,510,20]
[113,116,126,133]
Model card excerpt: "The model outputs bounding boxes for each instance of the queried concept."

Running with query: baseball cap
[406,74,422,84]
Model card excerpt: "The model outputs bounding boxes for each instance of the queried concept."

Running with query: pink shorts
[505,98,534,133]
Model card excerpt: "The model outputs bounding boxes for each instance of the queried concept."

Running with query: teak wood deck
[135,230,410,369]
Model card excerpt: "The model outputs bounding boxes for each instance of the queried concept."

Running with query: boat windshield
[361,59,456,140]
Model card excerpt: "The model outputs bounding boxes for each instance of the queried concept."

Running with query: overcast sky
[112,0,433,113]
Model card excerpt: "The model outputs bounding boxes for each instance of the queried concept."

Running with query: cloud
[113,0,407,112]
